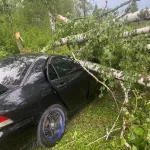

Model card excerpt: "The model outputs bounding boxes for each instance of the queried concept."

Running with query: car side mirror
[0,84,8,95]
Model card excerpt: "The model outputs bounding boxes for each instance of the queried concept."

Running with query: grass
[37,93,122,150]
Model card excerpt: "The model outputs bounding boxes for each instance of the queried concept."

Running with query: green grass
[37,93,122,150]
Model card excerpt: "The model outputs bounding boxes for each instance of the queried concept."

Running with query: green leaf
[133,126,144,136]
[121,138,126,146]
[132,145,137,150]
[146,118,150,123]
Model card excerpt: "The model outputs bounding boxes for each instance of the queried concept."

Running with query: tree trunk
[48,11,56,33]
[123,26,150,37]
[15,32,24,53]
[54,33,87,47]
[79,60,150,88]
[147,44,150,50]
[123,8,150,22]
[57,15,71,23]
[44,0,56,33]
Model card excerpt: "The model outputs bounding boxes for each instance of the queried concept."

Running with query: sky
[94,0,150,10]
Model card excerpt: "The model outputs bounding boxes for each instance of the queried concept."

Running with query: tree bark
[44,0,56,33]
[123,26,150,37]
[48,11,56,33]
[54,33,87,47]
[122,8,150,22]
[79,60,150,88]
[147,44,150,50]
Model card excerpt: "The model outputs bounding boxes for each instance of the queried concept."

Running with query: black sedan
[0,54,99,148]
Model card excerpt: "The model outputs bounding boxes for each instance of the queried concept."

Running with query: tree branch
[101,0,140,17]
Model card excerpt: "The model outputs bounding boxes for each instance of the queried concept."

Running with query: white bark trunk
[123,26,150,37]
[147,44,150,50]
[123,8,150,22]
[54,33,87,47]
[48,11,56,33]
[54,25,150,47]
[79,60,150,88]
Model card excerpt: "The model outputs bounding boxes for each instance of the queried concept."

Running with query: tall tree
[130,1,138,13]
[74,0,92,18]
[1,0,13,33]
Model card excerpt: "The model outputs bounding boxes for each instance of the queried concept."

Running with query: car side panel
[0,71,68,122]
[51,69,89,111]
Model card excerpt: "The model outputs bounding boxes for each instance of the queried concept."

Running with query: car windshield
[0,56,35,85]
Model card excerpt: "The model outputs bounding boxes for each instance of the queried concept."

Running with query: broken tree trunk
[122,8,150,22]
[79,60,150,88]
[15,32,30,53]
[57,15,71,23]
[16,32,24,53]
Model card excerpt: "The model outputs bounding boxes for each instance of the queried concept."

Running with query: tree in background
[130,0,138,13]
[0,0,75,54]
[74,0,92,18]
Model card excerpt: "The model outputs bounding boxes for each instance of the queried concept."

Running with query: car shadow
[0,126,37,150]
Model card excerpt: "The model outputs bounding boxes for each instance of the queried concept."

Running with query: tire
[37,104,67,148]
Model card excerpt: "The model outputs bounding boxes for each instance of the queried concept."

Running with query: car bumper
[0,118,33,139]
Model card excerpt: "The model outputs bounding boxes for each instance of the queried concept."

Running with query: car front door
[46,56,89,111]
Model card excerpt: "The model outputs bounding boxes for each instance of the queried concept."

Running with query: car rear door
[46,56,89,111]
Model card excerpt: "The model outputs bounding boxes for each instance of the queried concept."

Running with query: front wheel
[37,104,67,148]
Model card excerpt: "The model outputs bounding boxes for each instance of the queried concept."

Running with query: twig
[71,52,119,112]
[115,0,133,21]
[86,128,121,146]
[105,112,122,140]
[119,81,131,149]
[58,139,77,150]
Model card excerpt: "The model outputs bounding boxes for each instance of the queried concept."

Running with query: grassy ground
[36,93,122,150]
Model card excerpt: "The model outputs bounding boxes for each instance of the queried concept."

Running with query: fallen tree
[123,26,150,37]
[123,8,150,22]
[79,60,150,88]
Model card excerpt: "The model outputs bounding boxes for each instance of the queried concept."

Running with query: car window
[47,64,58,80]
[0,56,34,85]
[52,57,81,78]
[31,58,46,73]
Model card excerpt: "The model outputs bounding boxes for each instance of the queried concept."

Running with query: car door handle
[59,82,65,85]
